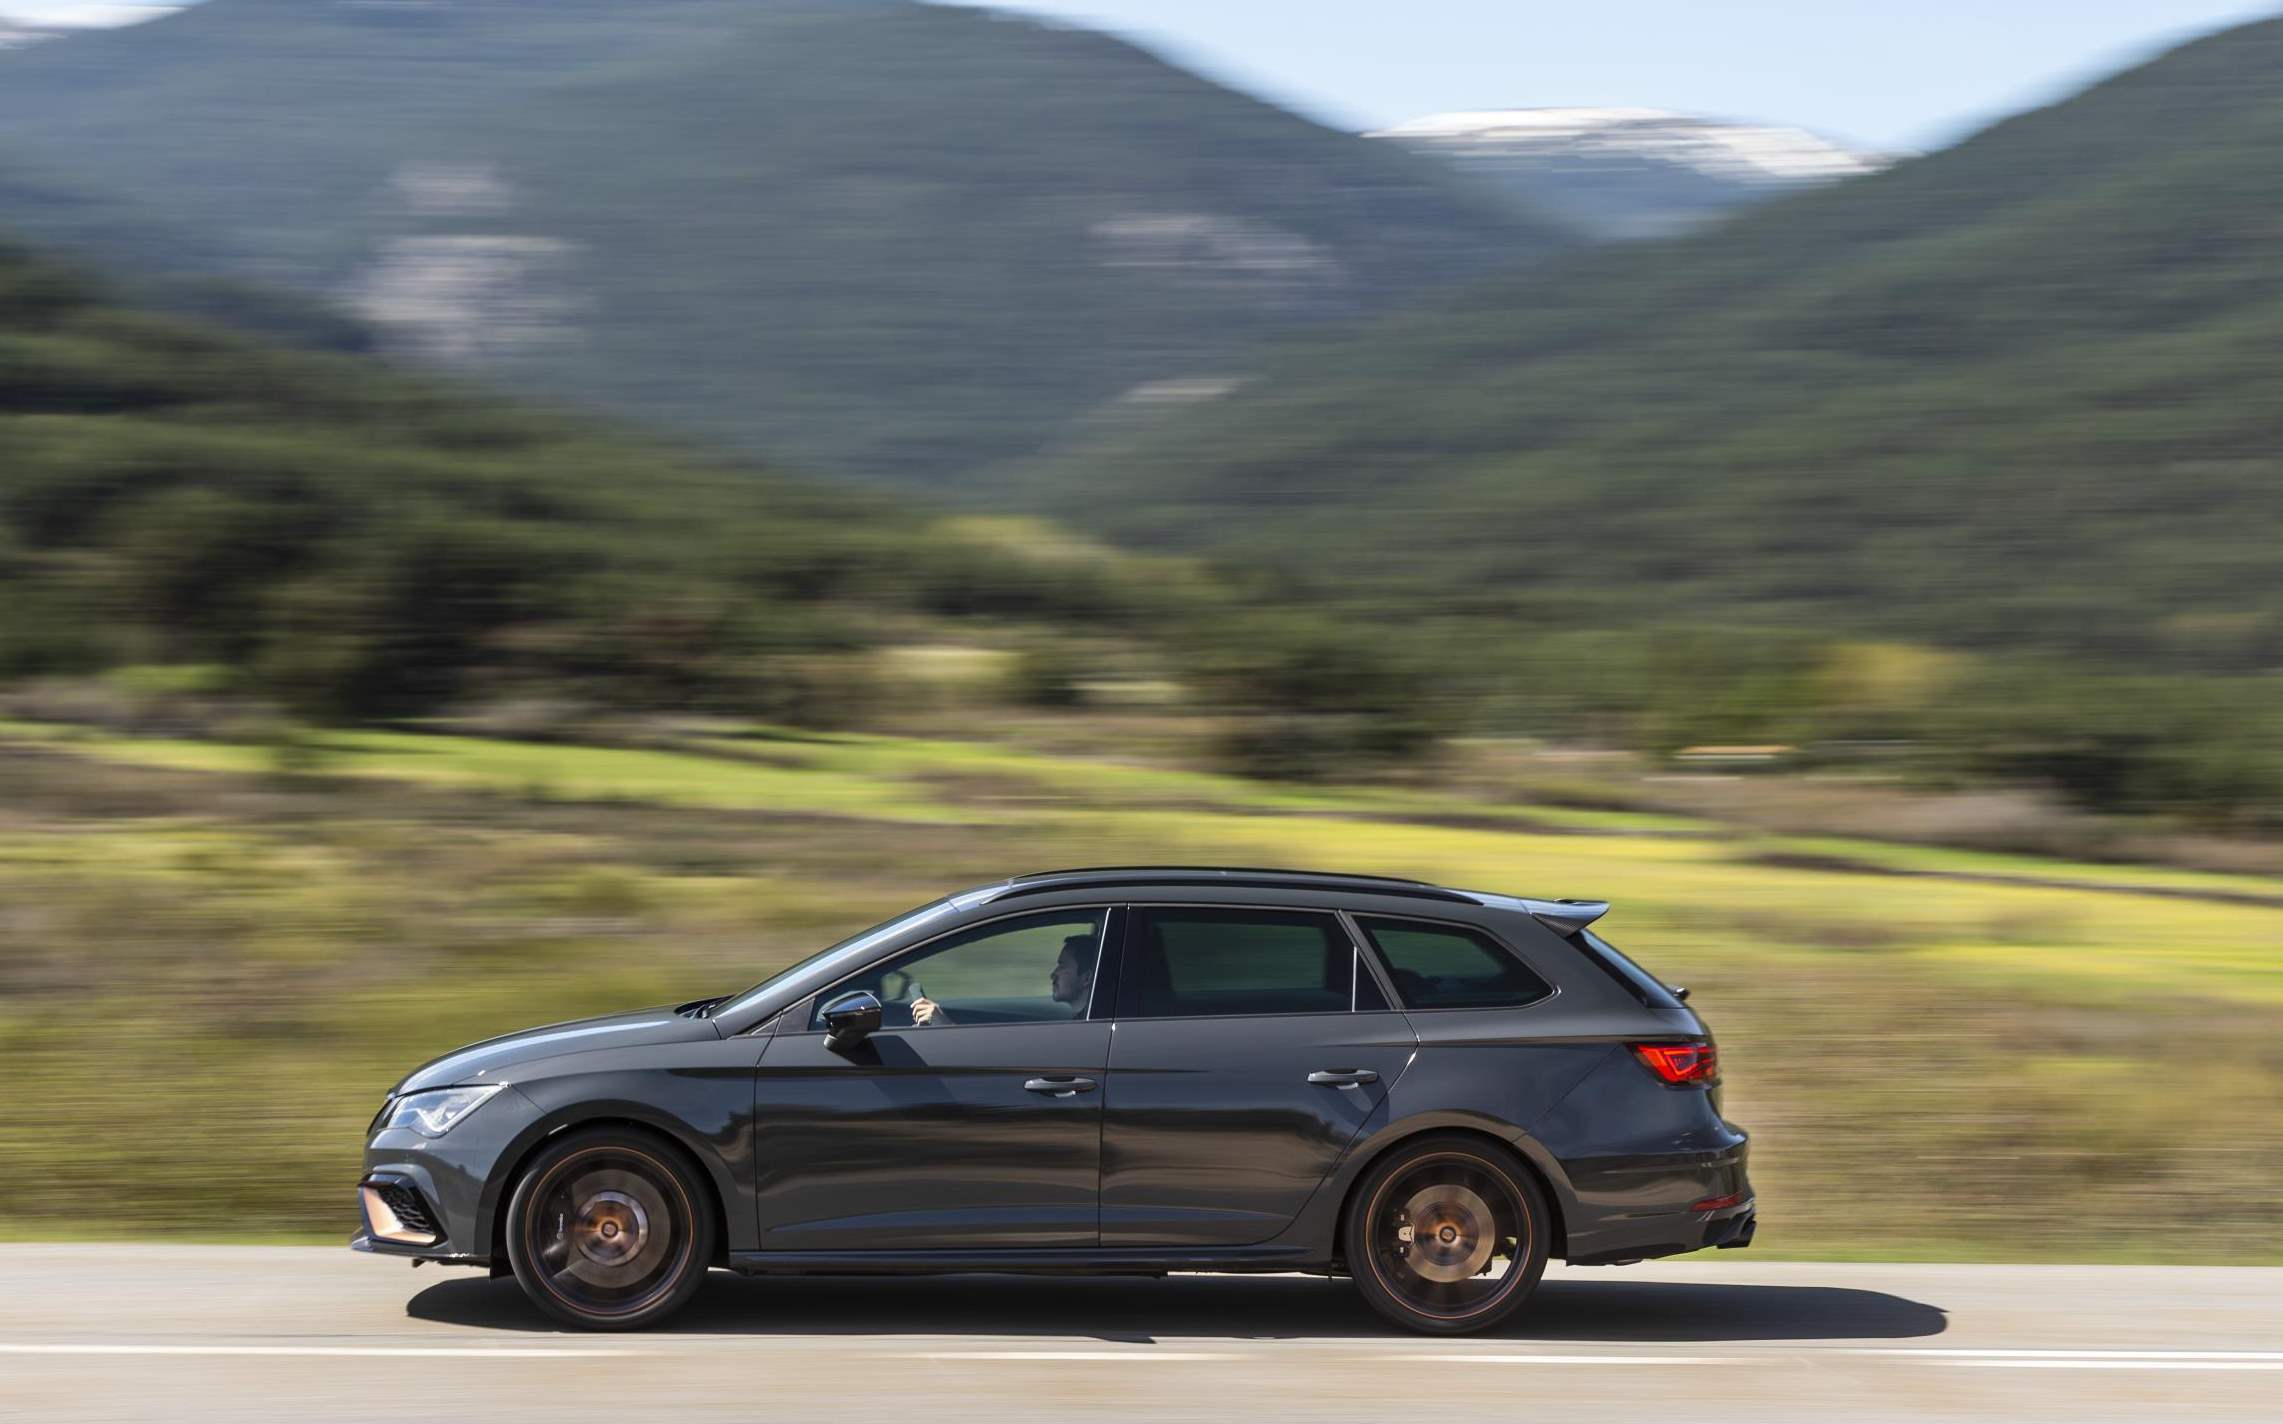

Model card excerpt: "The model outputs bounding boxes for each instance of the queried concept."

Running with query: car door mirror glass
[821,990,883,1051]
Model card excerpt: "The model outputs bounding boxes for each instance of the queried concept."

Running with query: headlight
[379,1084,505,1139]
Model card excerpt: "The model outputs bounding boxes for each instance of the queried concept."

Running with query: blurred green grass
[1,721,2277,1260]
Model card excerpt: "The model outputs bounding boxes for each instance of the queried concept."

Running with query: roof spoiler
[1521,898,1610,936]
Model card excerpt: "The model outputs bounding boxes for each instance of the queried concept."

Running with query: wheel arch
[1325,1121,1572,1266]
[482,1111,733,1267]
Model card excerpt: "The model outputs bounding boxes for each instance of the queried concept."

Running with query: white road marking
[1946,1360,2283,1371]
[907,1350,1239,1362]
[11,1341,2280,1372]
[1857,1349,2283,1362]
[903,1345,2283,1371]
[0,1344,625,1360]
[906,1350,1731,1366]
[1408,1353,1733,1365]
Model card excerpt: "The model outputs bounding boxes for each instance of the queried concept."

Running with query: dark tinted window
[1120,908,1352,1019]
[810,909,1108,1029]
[1572,928,1685,1010]
[1359,917,1553,1010]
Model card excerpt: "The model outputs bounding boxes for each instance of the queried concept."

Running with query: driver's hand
[911,995,944,1026]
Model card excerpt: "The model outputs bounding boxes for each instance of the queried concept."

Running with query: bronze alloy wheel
[1344,1137,1549,1334]
[505,1129,714,1330]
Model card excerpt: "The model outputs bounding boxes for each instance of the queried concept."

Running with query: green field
[1,718,2278,1261]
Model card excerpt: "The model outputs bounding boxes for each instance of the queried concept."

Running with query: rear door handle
[1307,1069,1379,1086]
[1024,1077,1098,1097]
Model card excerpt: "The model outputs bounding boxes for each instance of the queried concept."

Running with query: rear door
[1099,905,1416,1247]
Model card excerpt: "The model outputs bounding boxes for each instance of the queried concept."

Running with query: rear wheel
[1343,1134,1549,1335]
[504,1127,713,1331]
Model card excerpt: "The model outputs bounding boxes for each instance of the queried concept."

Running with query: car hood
[392,1006,719,1094]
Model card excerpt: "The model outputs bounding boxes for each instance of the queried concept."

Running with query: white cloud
[0,2,188,29]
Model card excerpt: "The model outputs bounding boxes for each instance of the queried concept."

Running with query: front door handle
[1024,1076,1098,1097]
[1307,1069,1379,1086]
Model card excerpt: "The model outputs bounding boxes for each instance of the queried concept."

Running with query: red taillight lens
[1631,1041,1719,1085]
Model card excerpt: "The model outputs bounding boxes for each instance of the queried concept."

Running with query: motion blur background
[0,0,2277,1265]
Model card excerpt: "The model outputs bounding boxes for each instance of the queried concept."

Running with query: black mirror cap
[821,990,883,1051]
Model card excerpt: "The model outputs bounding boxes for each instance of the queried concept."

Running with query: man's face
[1051,943,1092,1007]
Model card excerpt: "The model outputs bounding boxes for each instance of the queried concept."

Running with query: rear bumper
[1564,1197,1757,1265]
[1554,1131,1755,1265]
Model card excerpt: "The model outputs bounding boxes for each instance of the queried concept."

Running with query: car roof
[956,866,1612,933]
[1015,865,1448,890]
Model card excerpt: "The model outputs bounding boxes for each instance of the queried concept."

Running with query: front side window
[1358,917,1554,1010]
[716,897,958,1022]
[1119,908,1353,1019]
[810,909,1109,1030]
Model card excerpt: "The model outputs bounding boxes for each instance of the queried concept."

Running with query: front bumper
[351,1083,543,1265]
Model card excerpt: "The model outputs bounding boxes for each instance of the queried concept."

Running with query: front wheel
[503,1127,714,1331]
[1342,1134,1550,1335]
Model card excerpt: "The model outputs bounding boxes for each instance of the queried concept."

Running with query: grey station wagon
[356,867,1754,1334]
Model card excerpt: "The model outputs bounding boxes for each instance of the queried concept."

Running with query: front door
[1100,905,1417,1246]
[752,906,1117,1252]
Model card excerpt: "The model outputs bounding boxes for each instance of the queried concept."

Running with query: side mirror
[821,990,883,1052]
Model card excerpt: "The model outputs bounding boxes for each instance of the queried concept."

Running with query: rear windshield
[1570,928,1686,1010]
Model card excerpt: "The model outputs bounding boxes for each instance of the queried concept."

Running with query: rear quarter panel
[1271,909,1717,1261]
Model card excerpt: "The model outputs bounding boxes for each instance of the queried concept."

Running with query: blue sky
[974,0,2281,151]
[3,1,2275,152]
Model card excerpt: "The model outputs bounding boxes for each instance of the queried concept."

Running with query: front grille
[376,1183,437,1237]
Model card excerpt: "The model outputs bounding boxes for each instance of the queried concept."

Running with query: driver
[911,932,1096,1027]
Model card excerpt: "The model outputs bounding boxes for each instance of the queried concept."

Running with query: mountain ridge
[1369,107,1887,238]
[1009,15,2283,673]
[0,0,1574,484]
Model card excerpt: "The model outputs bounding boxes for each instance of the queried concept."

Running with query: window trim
[794,904,1121,1034]
[1345,911,1562,1015]
[1114,901,1388,1023]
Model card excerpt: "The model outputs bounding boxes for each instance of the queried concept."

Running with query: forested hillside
[0,230,1219,722]
[0,0,1568,483]
[1023,18,2283,676]
[0,151,371,350]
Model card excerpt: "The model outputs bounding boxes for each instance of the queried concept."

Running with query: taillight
[1631,1041,1718,1085]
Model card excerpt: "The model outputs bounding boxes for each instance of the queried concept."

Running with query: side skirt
[725,1244,1328,1277]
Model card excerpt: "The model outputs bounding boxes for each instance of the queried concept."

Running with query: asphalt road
[1,1247,2276,1423]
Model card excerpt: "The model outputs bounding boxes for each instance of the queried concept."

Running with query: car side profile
[355,867,1754,1334]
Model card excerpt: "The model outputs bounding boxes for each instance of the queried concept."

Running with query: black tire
[1342,1133,1551,1335]
[503,1127,715,1331]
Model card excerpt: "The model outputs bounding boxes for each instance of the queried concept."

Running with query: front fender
[471,1032,770,1256]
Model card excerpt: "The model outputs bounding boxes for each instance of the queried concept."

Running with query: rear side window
[1358,917,1553,1011]
[1120,908,1353,1019]
[1571,928,1686,1010]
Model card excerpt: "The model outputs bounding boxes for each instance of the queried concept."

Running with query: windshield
[715,897,958,1022]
